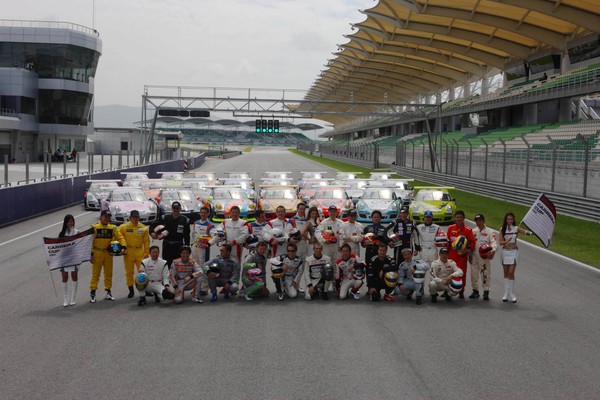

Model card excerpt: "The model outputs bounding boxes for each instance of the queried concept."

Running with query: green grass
[290,149,600,267]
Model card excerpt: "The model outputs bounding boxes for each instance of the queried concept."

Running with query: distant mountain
[93,104,140,128]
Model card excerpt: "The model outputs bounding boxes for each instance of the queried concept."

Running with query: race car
[209,186,256,222]
[154,187,204,222]
[342,179,371,204]
[104,187,160,225]
[409,187,457,224]
[258,185,301,219]
[369,179,414,206]
[355,187,403,223]
[308,186,353,219]
[335,172,363,180]
[84,180,120,210]
[298,171,328,189]
[157,172,184,181]
[183,179,213,205]
[298,179,334,203]
[260,177,296,187]
[262,171,292,180]
[121,172,149,187]
[369,172,393,181]
[139,179,167,200]
[188,171,218,186]
[224,171,251,179]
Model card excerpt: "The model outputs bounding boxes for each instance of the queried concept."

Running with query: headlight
[446,205,453,212]
[344,201,351,209]
[215,203,223,211]
[249,203,255,210]
[357,201,367,211]
[87,194,96,201]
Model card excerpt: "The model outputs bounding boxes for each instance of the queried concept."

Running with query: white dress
[501,225,519,265]
[60,228,80,272]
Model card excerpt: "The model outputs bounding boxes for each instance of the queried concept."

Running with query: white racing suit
[170,257,202,303]
[246,220,270,243]
[191,219,218,295]
[335,254,363,300]
[471,226,497,292]
[429,259,463,295]
[265,218,292,258]
[340,221,364,256]
[138,256,171,300]
[219,218,249,264]
[303,254,331,300]
[315,218,343,292]
[272,254,303,299]
[413,223,441,264]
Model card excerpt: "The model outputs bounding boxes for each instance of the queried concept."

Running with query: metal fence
[395,137,600,199]
[298,142,380,169]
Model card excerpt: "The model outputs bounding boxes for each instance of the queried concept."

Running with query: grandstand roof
[305,0,600,124]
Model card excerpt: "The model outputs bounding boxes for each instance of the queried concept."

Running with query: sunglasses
[287,249,297,252]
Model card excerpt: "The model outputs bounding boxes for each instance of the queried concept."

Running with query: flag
[521,193,557,247]
[43,228,94,271]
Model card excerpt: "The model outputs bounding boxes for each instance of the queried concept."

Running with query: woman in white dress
[499,212,532,303]
[59,214,79,307]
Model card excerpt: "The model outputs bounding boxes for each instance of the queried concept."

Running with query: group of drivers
[87,198,499,306]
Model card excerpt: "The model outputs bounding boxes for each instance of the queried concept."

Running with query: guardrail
[390,165,600,222]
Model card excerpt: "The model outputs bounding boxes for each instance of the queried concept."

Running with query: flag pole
[49,270,58,298]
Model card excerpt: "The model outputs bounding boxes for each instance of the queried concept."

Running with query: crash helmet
[270,257,284,279]
[434,231,448,247]
[244,263,262,279]
[452,235,468,253]
[412,270,426,284]
[108,241,123,256]
[245,234,259,248]
[478,243,493,259]
[322,230,337,243]
[448,277,463,295]
[270,228,285,240]
[207,261,221,276]
[384,271,399,288]
[352,262,366,280]
[194,235,212,247]
[288,228,302,240]
[387,233,402,247]
[216,229,226,244]
[153,225,169,240]
[134,272,148,291]
[361,232,376,247]
[322,263,334,281]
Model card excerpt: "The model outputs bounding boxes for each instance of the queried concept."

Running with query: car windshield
[125,174,147,181]
[214,188,246,199]
[194,189,212,198]
[90,183,118,191]
[161,173,183,180]
[112,190,146,202]
[264,189,296,199]
[363,189,394,200]
[228,173,250,179]
[194,174,215,180]
[186,181,208,189]
[162,190,195,201]
[314,189,346,199]
[416,190,451,201]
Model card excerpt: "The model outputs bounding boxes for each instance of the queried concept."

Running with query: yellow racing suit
[90,221,127,291]
[119,221,150,288]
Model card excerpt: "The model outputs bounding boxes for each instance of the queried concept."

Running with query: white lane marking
[0,211,93,247]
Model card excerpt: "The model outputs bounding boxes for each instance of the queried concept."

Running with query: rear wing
[413,186,455,190]
[86,179,121,183]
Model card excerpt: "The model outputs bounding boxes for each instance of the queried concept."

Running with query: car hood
[262,199,298,211]
[362,199,395,210]
[110,201,154,213]
[163,199,197,211]
[411,200,450,211]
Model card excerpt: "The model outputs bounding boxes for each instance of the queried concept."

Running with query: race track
[1,147,599,400]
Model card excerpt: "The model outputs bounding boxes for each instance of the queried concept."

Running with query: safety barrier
[0,153,205,227]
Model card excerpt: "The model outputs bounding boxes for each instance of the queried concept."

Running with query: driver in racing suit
[397,247,429,305]
[316,205,343,294]
[170,246,203,304]
[340,210,363,256]
[412,210,441,264]
[289,203,309,260]
[137,245,173,306]
[265,205,292,258]
[303,243,331,301]
[272,242,303,300]
[241,241,270,300]
[119,209,150,299]
[335,243,363,300]
[387,207,415,266]
[469,213,497,300]
[218,205,249,264]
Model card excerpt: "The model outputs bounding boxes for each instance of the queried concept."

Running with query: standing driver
[151,201,190,268]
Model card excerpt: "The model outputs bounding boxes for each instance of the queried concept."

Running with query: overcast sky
[5,0,372,108]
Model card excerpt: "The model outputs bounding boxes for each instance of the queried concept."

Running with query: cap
[130,210,140,217]
[349,210,357,216]
[401,247,413,254]
[474,213,485,220]
[172,201,182,209]
[439,247,449,254]
[328,205,337,210]
[100,210,112,216]
[400,206,409,213]
[424,210,433,217]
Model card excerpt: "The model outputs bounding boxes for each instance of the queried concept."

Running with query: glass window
[38,89,92,125]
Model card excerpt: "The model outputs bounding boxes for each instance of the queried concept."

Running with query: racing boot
[416,296,423,305]
[137,296,146,306]
[458,291,465,299]
[89,290,96,303]
[430,294,437,303]
[127,286,135,298]
[154,293,161,303]
[445,291,452,302]
[468,290,480,299]
[104,290,115,301]
[483,290,490,300]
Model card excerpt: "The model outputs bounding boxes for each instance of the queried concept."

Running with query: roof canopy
[305,0,600,124]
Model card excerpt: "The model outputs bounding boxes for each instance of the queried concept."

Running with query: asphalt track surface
[1,148,599,399]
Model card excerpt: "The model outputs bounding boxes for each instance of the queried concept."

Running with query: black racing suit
[362,223,389,262]
[366,255,395,301]
[152,214,190,268]
[387,217,415,266]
